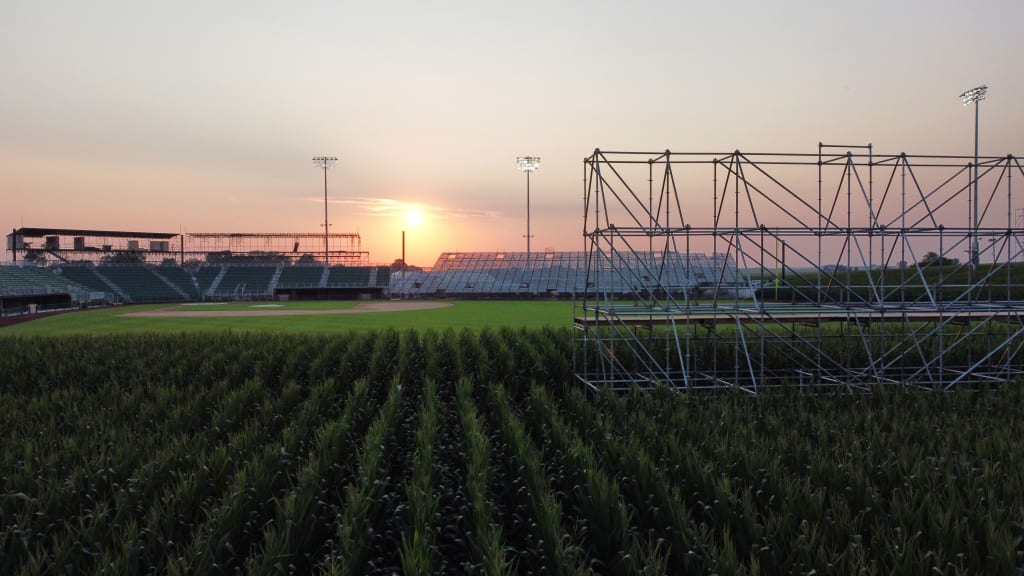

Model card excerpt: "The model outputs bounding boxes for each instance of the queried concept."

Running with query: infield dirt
[120,301,452,318]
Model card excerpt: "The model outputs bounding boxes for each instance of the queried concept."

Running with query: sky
[2,0,1021,266]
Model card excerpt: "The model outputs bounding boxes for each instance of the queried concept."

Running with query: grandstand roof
[185,232,360,239]
[9,227,178,239]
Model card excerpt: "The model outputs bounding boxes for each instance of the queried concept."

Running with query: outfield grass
[0,300,574,335]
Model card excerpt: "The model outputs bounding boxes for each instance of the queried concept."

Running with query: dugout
[274,286,385,301]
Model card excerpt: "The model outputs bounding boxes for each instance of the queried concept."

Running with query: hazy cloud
[305,196,502,219]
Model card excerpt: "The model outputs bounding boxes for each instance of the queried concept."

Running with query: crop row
[1,328,1022,573]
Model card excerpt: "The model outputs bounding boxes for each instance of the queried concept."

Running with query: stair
[268,264,284,292]
[92,268,130,303]
[319,266,330,288]
[206,266,228,298]
[368,267,378,287]
[151,268,189,300]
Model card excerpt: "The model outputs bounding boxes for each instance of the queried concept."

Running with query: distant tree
[296,253,318,265]
[22,250,46,265]
[390,258,421,272]
[206,251,232,264]
[919,251,959,267]
[100,251,145,265]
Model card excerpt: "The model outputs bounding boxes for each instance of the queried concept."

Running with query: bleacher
[194,266,222,296]
[277,265,326,288]
[155,266,201,299]
[0,265,90,297]
[326,266,374,287]
[213,266,277,298]
[5,253,741,303]
[58,266,114,295]
[98,266,185,303]
[375,266,391,288]
[390,251,740,297]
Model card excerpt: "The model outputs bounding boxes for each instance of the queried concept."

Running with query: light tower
[959,85,987,268]
[312,156,338,265]
[516,156,540,257]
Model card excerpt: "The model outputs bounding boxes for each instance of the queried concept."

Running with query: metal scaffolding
[182,232,367,265]
[574,146,1024,392]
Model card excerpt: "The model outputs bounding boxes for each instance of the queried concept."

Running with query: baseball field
[0,299,574,335]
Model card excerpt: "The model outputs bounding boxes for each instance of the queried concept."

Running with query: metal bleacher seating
[277,265,326,288]
[155,266,201,299]
[213,266,277,298]
[96,266,185,303]
[57,266,114,295]
[389,251,739,298]
[326,265,373,287]
[194,266,222,296]
[0,265,90,297]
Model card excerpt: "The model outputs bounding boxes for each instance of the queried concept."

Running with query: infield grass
[0,300,574,335]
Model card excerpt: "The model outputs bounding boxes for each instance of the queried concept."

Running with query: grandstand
[390,251,740,298]
[193,266,222,295]
[0,263,101,318]
[276,265,327,289]
[2,227,391,303]
[56,266,117,298]
[5,228,369,266]
[212,266,278,299]
[4,225,741,304]
[155,266,202,300]
[0,265,90,297]
[98,266,187,303]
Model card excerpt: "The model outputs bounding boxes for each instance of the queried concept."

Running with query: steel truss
[574,146,1024,392]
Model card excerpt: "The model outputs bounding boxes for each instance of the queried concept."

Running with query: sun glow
[405,208,424,228]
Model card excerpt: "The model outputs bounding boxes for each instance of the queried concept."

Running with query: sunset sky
[2,0,1021,266]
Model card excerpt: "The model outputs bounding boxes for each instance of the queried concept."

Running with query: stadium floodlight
[313,156,338,266]
[959,85,987,268]
[517,156,540,257]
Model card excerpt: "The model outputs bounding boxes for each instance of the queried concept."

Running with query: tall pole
[517,156,540,257]
[312,156,337,266]
[526,169,531,255]
[973,98,980,268]
[960,85,986,269]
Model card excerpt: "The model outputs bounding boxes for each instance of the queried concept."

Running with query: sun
[405,208,424,228]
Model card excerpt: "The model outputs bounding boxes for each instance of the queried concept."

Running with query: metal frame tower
[574,147,1024,393]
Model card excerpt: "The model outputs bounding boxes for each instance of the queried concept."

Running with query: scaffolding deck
[574,303,1024,327]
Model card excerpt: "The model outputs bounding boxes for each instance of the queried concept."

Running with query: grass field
[0,300,574,334]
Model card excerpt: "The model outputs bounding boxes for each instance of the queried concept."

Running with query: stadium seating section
[326,266,372,287]
[57,266,115,295]
[277,265,326,288]
[390,251,740,297]
[98,266,185,303]
[193,267,222,295]
[0,265,90,297]
[213,266,278,298]
[2,252,742,303]
[155,266,201,299]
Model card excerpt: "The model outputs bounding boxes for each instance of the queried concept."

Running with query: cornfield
[1,329,1022,574]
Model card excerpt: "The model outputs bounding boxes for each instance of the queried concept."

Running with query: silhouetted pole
[516,156,540,258]
[313,156,338,265]
[960,85,987,269]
